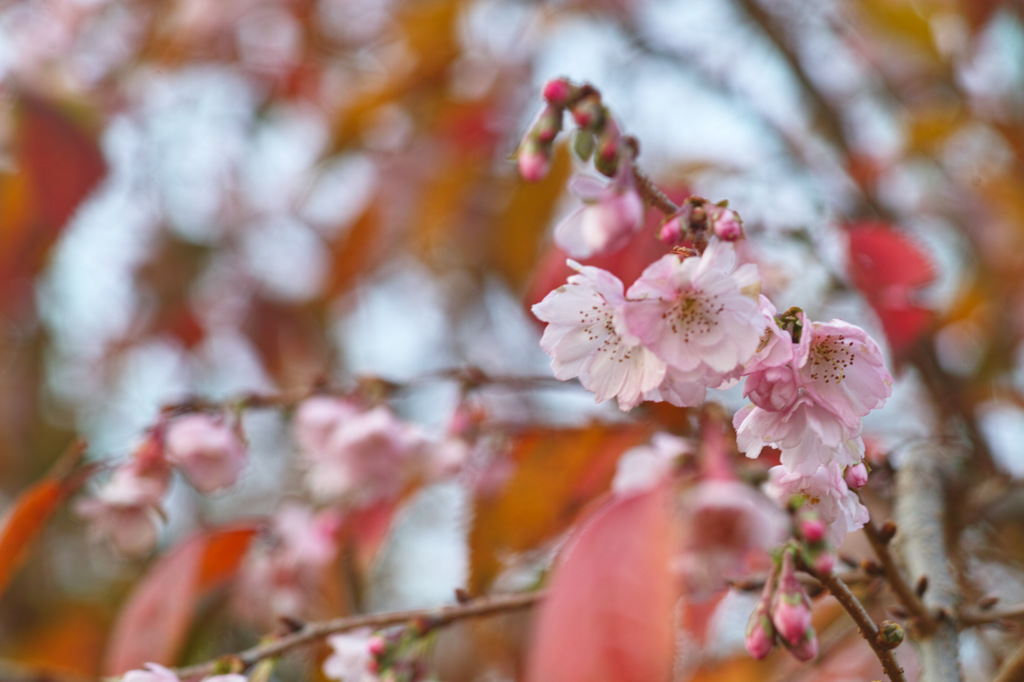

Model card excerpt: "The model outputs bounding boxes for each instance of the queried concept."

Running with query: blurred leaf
[468,422,651,593]
[847,222,936,358]
[0,444,86,600]
[0,94,105,311]
[524,483,677,682]
[906,104,965,154]
[855,0,942,60]
[243,297,331,389]
[104,523,259,674]
[325,201,385,298]
[11,606,107,676]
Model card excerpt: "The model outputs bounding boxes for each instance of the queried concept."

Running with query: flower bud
[810,547,835,576]
[844,462,868,489]
[710,205,743,241]
[659,215,684,244]
[542,78,574,107]
[517,140,550,182]
[772,549,812,647]
[745,612,776,659]
[786,628,819,661]
[876,620,904,649]
[534,103,563,144]
[570,96,604,130]
[798,514,826,544]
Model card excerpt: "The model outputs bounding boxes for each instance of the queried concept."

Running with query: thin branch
[959,603,1024,627]
[894,441,963,682]
[993,639,1024,682]
[813,570,906,682]
[630,164,679,215]
[170,591,544,680]
[862,518,936,631]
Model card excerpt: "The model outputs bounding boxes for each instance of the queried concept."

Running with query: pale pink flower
[236,503,341,623]
[123,663,180,682]
[676,479,788,594]
[202,676,248,682]
[532,261,666,410]
[303,405,429,506]
[734,398,866,473]
[76,447,171,556]
[323,629,380,682]
[766,463,870,545]
[553,172,644,259]
[518,143,550,182]
[612,433,692,495]
[164,414,247,494]
[710,205,743,241]
[293,396,361,456]
[624,240,763,378]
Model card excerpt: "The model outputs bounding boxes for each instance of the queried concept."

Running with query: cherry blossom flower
[203,676,248,682]
[76,438,171,556]
[301,405,430,506]
[553,170,644,259]
[323,629,380,682]
[532,261,666,410]
[123,663,180,682]
[236,503,342,622]
[293,396,361,456]
[766,463,870,545]
[612,433,692,495]
[623,240,764,379]
[164,414,247,493]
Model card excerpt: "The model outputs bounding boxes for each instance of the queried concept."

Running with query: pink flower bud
[812,549,835,576]
[786,629,819,661]
[164,414,247,494]
[745,612,776,659]
[570,97,604,130]
[772,550,812,647]
[711,206,743,241]
[534,104,563,144]
[517,141,550,182]
[844,462,869,489]
[542,78,574,107]
[659,215,684,244]
[798,515,826,544]
[368,636,387,657]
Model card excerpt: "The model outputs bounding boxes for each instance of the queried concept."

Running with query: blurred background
[1,0,1024,679]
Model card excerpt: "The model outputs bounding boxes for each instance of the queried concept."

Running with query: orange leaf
[0,479,64,599]
[524,484,677,682]
[104,523,259,674]
[468,423,652,593]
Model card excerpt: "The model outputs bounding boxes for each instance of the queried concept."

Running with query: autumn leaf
[104,523,260,674]
[468,423,652,593]
[524,483,677,682]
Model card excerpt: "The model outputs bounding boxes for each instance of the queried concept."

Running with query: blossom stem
[630,164,679,215]
[862,517,936,631]
[169,591,544,680]
[812,570,907,682]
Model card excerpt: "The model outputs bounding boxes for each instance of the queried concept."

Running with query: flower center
[807,334,856,385]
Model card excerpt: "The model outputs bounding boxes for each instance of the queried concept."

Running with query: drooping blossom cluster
[292,396,462,508]
[77,413,247,555]
[235,502,342,624]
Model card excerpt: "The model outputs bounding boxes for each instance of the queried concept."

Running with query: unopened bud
[786,629,818,662]
[876,620,904,649]
[844,462,869,489]
[745,612,776,660]
[534,104,563,144]
[572,130,595,161]
[368,636,387,657]
[517,141,550,182]
[879,519,897,543]
[798,515,826,544]
[659,215,684,244]
[542,78,575,107]
[915,575,929,597]
[570,96,604,131]
[772,549,812,647]
[710,205,743,241]
[811,549,835,576]
[979,595,999,610]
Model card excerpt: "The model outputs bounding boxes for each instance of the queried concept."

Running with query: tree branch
[862,518,935,631]
[170,591,544,680]
[894,441,963,682]
[813,570,906,682]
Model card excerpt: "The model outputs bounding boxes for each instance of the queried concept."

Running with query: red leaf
[104,523,259,674]
[525,484,677,682]
[847,223,936,356]
[0,479,63,599]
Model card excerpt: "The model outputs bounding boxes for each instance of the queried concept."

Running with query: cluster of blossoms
[77,413,247,555]
[324,626,431,682]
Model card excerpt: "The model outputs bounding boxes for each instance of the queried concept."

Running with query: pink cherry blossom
[323,629,380,682]
[624,240,764,378]
[202,676,248,682]
[553,171,644,259]
[302,405,429,506]
[293,396,361,456]
[612,432,692,495]
[123,663,180,682]
[675,479,788,594]
[766,463,870,545]
[76,443,171,556]
[236,503,342,623]
[164,414,247,493]
[531,261,666,410]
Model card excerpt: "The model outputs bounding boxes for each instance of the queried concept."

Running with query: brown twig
[958,602,1024,627]
[630,164,679,215]
[992,639,1024,682]
[813,570,907,682]
[862,518,936,632]
[170,591,544,680]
